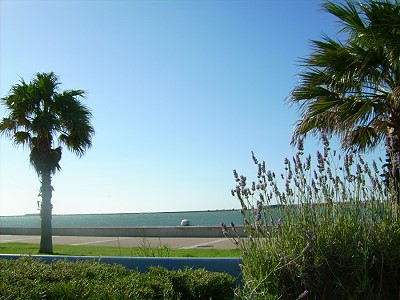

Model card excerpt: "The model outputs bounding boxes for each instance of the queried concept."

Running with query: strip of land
[0,235,238,250]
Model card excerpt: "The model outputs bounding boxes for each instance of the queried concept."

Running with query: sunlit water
[0,210,244,228]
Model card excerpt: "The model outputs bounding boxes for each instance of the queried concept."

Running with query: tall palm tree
[288,0,400,199]
[0,72,94,254]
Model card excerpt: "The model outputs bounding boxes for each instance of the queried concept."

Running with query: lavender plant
[231,138,400,299]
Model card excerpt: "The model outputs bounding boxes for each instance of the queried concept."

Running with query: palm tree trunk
[385,124,400,211]
[39,169,53,254]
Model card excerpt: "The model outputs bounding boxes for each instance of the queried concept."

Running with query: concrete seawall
[0,226,246,238]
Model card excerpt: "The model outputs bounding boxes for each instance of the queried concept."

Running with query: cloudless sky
[0,0,384,216]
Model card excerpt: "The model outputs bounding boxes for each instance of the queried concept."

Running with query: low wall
[0,254,243,279]
[0,226,246,237]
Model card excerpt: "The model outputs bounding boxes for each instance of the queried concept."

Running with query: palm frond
[342,126,383,152]
[323,0,366,36]
[53,90,94,156]
[13,131,31,146]
[0,118,17,136]
[32,72,60,103]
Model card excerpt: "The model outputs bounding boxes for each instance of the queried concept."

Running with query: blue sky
[0,0,381,216]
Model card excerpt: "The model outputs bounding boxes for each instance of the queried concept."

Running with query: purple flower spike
[302,242,312,254]
[221,222,228,238]
[276,218,282,230]
[305,230,315,240]
[297,290,310,299]
[256,211,262,224]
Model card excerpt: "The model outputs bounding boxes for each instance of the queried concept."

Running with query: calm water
[0,210,244,228]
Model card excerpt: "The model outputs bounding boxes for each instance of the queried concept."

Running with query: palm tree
[288,0,400,199]
[0,72,94,254]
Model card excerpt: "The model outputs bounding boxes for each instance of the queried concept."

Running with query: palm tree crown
[289,0,400,151]
[288,0,400,196]
[1,72,94,174]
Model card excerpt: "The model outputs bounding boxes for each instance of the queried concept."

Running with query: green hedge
[0,257,235,299]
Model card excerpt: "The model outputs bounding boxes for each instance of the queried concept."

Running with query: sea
[0,210,244,228]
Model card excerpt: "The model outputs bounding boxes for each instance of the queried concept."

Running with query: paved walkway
[0,235,239,250]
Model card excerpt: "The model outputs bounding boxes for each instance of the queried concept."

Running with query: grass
[0,242,242,257]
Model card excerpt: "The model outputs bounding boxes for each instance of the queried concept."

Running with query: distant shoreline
[0,208,241,218]
[54,208,241,217]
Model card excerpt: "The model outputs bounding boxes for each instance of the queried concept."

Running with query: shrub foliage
[0,257,235,299]
[230,137,400,299]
